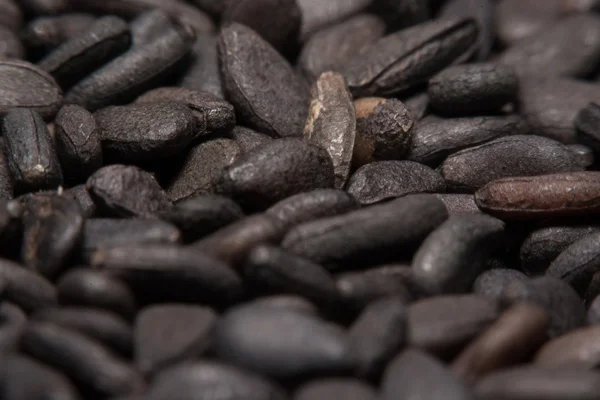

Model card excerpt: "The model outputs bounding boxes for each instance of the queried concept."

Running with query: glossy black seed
[218,23,309,138]
[215,138,334,211]
[2,108,63,193]
[37,15,131,89]
[347,161,445,205]
[86,165,171,218]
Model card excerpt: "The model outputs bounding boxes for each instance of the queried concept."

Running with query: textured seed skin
[37,15,132,89]
[452,304,549,383]
[442,135,583,193]
[294,379,377,400]
[21,194,84,279]
[65,23,194,111]
[282,194,448,271]
[352,98,414,167]
[347,161,446,205]
[54,104,103,182]
[57,268,137,319]
[91,244,244,305]
[475,172,600,219]
[546,232,600,296]
[499,13,600,78]
[297,0,372,40]
[136,87,235,135]
[95,102,198,163]
[381,348,475,400]
[178,33,224,98]
[342,18,479,97]
[298,14,386,81]
[428,63,518,115]
[265,189,359,230]
[304,72,356,189]
[535,326,600,369]
[86,165,171,218]
[408,294,500,357]
[159,195,243,242]
[135,304,217,375]
[214,304,354,378]
[3,109,63,193]
[348,296,407,379]
[215,138,335,211]
[412,214,505,294]
[434,194,480,215]
[0,60,63,119]
[407,115,528,166]
[0,259,57,312]
[166,138,240,203]
[218,23,309,138]
[22,321,143,397]
[230,126,272,154]
[473,268,530,300]
[147,361,287,400]
[520,226,600,276]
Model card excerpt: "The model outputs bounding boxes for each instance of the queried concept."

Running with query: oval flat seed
[215,138,334,211]
[91,244,244,305]
[219,23,308,138]
[54,104,103,182]
[283,194,448,270]
[22,321,143,397]
[434,194,480,215]
[407,115,528,166]
[294,379,376,400]
[347,160,445,205]
[32,307,133,356]
[0,258,57,312]
[22,13,96,54]
[249,295,318,316]
[452,304,549,383]
[86,165,171,218]
[298,14,385,81]
[408,294,500,357]
[381,348,475,400]
[177,33,224,98]
[546,232,600,296]
[0,59,63,119]
[348,296,407,379]
[265,189,359,231]
[520,77,600,144]
[159,195,243,242]
[0,355,80,400]
[135,304,217,375]
[0,25,24,59]
[214,304,353,378]
[473,268,530,300]
[304,72,355,189]
[165,138,241,203]
[297,0,372,40]
[342,18,479,97]
[475,366,600,400]
[2,108,63,193]
[0,303,26,353]
[520,226,600,276]
[570,144,596,169]
[442,135,583,192]
[475,172,600,219]
[57,268,137,319]
[428,63,518,115]
[21,194,84,278]
[95,102,197,163]
[499,13,600,78]
[147,361,287,400]
[242,245,340,309]
[37,15,131,89]
[535,325,600,369]
[136,87,236,135]
[222,0,301,57]
[129,9,173,47]
[81,218,181,261]
[412,214,505,294]
[193,214,286,266]
[352,98,414,167]
[65,23,194,111]
[229,126,272,154]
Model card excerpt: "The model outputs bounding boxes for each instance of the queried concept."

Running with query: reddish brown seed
[475,172,600,219]
[452,303,549,383]
[534,325,600,369]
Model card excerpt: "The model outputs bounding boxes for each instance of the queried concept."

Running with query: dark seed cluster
[2,1,600,399]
